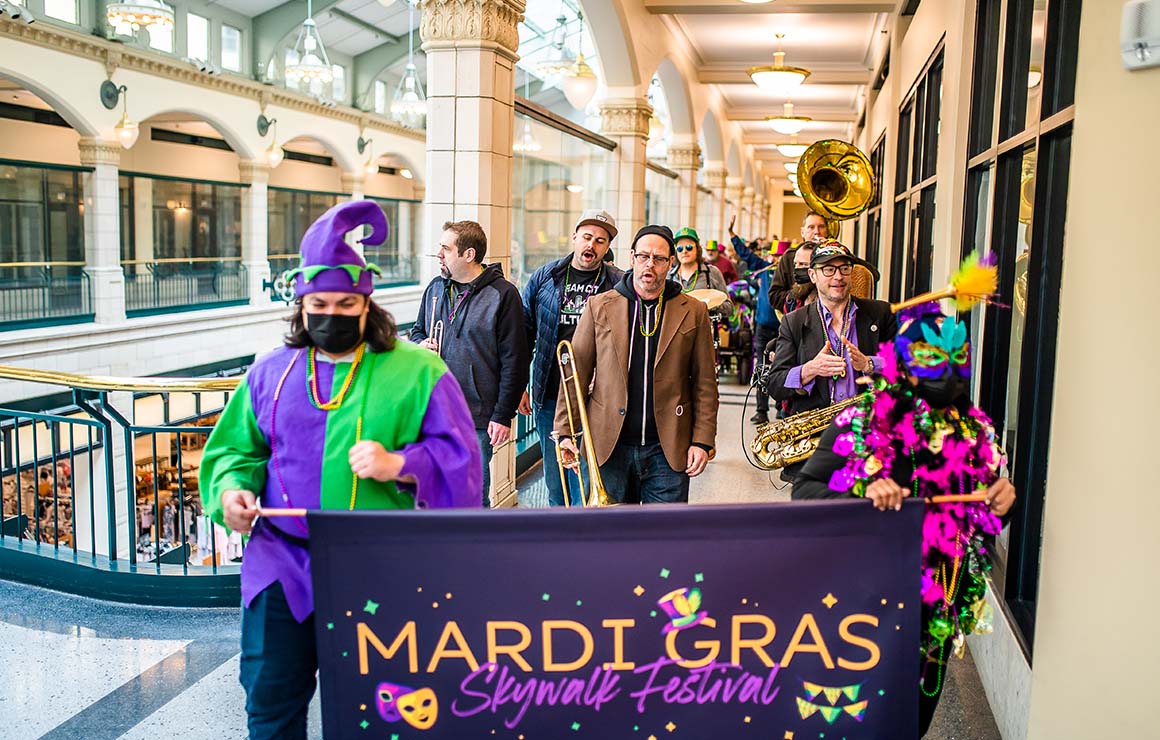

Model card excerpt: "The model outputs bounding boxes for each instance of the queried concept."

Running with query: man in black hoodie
[411,220,529,507]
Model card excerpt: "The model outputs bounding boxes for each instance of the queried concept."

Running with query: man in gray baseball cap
[518,208,624,505]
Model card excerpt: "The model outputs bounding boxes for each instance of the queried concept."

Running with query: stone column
[599,97,651,263]
[741,186,755,241]
[768,186,785,241]
[420,0,522,287]
[667,142,700,233]
[420,0,524,508]
[725,177,743,237]
[239,161,271,305]
[78,138,125,324]
[703,166,727,243]
[751,192,760,238]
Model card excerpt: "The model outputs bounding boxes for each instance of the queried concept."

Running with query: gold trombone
[555,339,614,507]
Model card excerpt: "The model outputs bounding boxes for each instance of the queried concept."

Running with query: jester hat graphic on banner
[288,200,387,297]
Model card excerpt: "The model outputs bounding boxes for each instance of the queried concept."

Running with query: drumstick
[257,507,308,517]
[926,493,988,504]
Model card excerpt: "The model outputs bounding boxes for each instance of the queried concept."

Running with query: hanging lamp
[390,0,427,129]
[536,11,575,81]
[106,0,174,35]
[767,101,811,135]
[776,133,808,158]
[513,119,542,153]
[562,12,598,110]
[748,34,810,92]
[285,0,334,95]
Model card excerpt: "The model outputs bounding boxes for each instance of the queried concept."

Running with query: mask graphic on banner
[307,312,363,354]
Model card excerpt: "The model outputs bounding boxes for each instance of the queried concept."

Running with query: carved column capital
[77,138,122,167]
[238,161,270,183]
[419,0,525,58]
[703,167,727,190]
[598,98,652,138]
[666,144,701,170]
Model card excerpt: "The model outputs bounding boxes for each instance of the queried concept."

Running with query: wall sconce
[100,80,139,149]
[257,114,284,168]
[358,135,378,177]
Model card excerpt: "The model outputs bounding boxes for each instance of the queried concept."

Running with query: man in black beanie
[556,225,718,503]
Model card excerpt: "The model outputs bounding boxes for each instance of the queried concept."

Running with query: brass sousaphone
[797,139,876,243]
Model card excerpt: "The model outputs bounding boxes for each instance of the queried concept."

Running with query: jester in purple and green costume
[794,301,1016,737]
[198,200,480,740]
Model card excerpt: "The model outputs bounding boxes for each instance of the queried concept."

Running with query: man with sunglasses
[766,240,896,483]
[556,225,718,504]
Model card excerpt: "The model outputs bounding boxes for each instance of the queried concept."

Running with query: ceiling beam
[698,67,872,86]
[253,0,344,76]
[351,29,422,109]
[644,0,895,14]
[726,106,857,122]
[328,8,401,44]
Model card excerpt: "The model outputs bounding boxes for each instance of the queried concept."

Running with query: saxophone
[750,396,863,470]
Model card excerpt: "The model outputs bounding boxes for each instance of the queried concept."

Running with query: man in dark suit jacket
[766,240,896,482]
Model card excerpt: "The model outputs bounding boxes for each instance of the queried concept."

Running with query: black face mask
[913,372,967,408]
[306,312,363,354]
[793,267,812,285]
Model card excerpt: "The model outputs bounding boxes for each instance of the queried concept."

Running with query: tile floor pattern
[3,384,1001,739]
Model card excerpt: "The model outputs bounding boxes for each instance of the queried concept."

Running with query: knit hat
[287,200,386,296]
[632,224,676,255]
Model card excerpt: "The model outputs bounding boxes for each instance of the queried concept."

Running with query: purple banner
[310,500,923,739]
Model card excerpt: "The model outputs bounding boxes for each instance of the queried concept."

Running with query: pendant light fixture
[513,120,542,153]
[285,0,334,95]
[536,10,575,82]
[562,12,598,110]
[767,101,811,135]
[106,0,174,36]
[748,34,810,92]
[390,0,427,129]
[776,133,808,159]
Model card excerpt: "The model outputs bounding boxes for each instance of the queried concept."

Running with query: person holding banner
[556,225,718,503]
[198,200,481,740]
[793,291,1016,736]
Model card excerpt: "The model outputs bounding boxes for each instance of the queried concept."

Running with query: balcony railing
[0,263,93,330]
[123,258,248,316]
[0,366,243,606]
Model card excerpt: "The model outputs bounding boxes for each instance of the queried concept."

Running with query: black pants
[753,323,778,415]
[240,582,318,740]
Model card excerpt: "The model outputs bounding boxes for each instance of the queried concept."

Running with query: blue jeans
[600,441,690,504]
[535,400,586,507]
[476,428,494,508]
[240,582,317,740]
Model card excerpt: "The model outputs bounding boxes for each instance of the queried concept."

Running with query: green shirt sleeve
[198,378,269,529]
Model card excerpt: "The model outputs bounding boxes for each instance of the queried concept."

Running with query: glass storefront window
[365,197,421,287]
[268,188,341,279]
[510,112,613,288]
[118,175,246,315]
[0,162,89,328]
[644,165,680,232]
[1022,4,1048,129]
[1003,147,1036,467]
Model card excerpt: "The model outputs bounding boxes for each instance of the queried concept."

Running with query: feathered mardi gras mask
[894,304,972,380]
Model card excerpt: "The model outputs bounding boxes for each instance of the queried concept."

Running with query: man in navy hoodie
[727,215,780,424]
[411,220,529,507]
[518,210,623,506]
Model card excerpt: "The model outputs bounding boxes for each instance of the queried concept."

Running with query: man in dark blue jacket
[518,210,623,506]
[727,215,779,424]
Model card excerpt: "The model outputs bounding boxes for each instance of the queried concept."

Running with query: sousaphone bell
[797,139,876,241]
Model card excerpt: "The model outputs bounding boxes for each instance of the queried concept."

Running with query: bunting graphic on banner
[797,681,870,724]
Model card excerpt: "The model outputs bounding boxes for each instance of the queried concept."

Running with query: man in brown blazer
[556,225,718,503]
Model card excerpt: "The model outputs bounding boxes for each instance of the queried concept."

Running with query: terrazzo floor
[3,385,1001,739]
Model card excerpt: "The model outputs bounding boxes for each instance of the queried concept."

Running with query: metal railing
[123,258,249,316]
[0,366,243,605]
[0,263,93,330]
